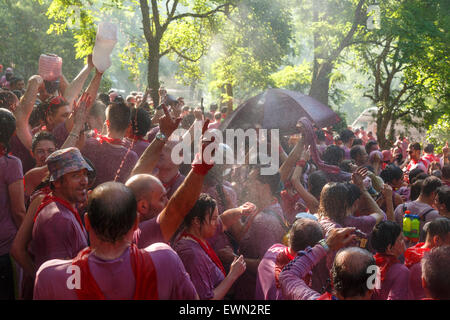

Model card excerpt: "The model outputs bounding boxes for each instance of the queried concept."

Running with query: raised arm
[14,75,43,149]
[62,55,94,107]
[158,120,214,241]
[279,136,304,184]
[130,105,182,177]
[352,167,386,224]
[291,161,319,214]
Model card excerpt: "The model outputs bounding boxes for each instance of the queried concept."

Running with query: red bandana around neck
[34,193,84,232]
[182,232,226,277]
[96,134,124,146]
[72,244,158,300]
[274,247,296,288]
[404,242,430,269]
[374,253,400,282]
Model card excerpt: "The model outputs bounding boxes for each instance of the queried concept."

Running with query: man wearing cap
[31,147,93,270]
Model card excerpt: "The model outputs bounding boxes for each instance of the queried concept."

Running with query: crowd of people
[0,56,449,301]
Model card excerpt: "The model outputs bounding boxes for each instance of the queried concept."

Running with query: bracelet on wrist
[318,239,329,252]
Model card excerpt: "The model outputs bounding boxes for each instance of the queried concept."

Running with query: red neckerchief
[95,134,124,146]
[318,292,338,300]
[33,193,85,232]
[162,172,181,190]
[182,232,226,277]
[72,244,158,300]
[404,242,430,269]
[374,253,400,282]
[274,247,296,288]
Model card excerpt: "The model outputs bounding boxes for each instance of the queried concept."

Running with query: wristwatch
[155,132,167,142]
[318,239,329,252]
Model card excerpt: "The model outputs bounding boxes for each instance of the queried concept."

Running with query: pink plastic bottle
[39,54,62,81]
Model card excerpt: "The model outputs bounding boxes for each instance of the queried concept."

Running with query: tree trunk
[309,62,332,106]
[147,44,160,106]
[225,83,233,116]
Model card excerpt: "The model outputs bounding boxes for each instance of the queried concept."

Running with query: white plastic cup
[92,22,118,73]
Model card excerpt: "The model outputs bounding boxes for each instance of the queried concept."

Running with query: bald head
[331,247,375,299]
[126,174,164,200]
[125,174,168,221]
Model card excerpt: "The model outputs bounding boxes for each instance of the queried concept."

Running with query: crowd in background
[0,57,449,301]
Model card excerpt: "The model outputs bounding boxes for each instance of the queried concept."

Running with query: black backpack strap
[420,208,436,222]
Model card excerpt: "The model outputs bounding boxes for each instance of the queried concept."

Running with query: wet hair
[288,219,324,252]
[421,245,450,300]
[0,90,17,111]
[316,130,325,142]
[424,144,434,154]
[40,96,70,120]
[10,76,24,88]
[370,221,402,253]
[130,107,151,136]
[87,182,137,243]
[350,145,366,161]
[97,93,110,106]
[308,170,328,200]
[421,176,443,197]
[0,108,16,152]
[253,165,282,199]
[339,160,354,173]
[436,186,450,212]
[380,165,404,184]
[365,140,379,155]
[339,129,355,144]
[331,247,376,299]
[344,182,362,207]
[410,142,422,151]
[89,100,107,122]
[322,145,345,166]
[352,138,363,147]
[424,217,450,239]
[107,101,131,132]
[409,168,426,184]
[31,131,57,153]
[183,193,217,229]
[410,179,424,201]
[319,182,349,224]
[29,104,44,128]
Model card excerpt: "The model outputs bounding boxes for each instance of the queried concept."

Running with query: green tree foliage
[352,0,449,148]
[45,0,232,104]
[0,0,84,82]
[206,0,293,109]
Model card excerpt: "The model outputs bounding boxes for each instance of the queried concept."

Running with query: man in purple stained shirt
[32,147,93,270]
[34,182,198,300]
[421,245,450,300]
[81,101,138,187]
[394,176,442,246]
[339,129,355,160]
[279,228,377,300]
[370,221,411,300]
[255,218,324,300]
[405,217,450,300]
[155,140,185,199]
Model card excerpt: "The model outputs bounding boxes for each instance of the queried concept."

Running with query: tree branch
[169,3,229,22]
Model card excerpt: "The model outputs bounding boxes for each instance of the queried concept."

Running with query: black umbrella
[219,88,341,135]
